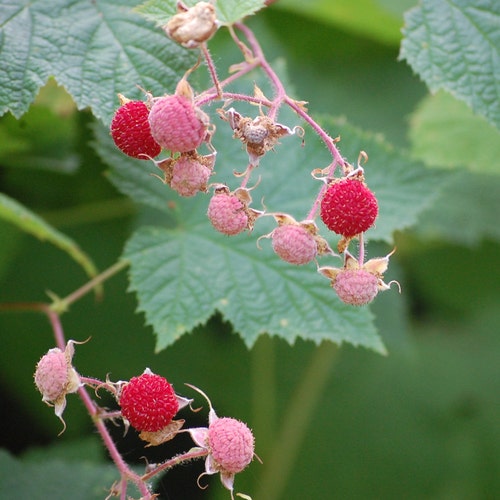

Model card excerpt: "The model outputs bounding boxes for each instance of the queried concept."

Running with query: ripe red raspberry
[110,98,162,159]
[119,370,179,432]
[170,155,212,197]
[207,190,248,236]
[208,417,255,474]
[148,94,208,153]
[272,224,317,265]
[320,177,378,237]
[333,268,379,306]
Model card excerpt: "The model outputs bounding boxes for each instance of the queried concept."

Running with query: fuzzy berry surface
[34,349,69,402]
[272,225,317,265]
[110,101,162,159]
[208,417,254,474]
[119,372,179,432]
[320,178,378,237]
[334,269,379,306]
[170,157,211,197]
[148,95,207,153]
[207,193,248,235]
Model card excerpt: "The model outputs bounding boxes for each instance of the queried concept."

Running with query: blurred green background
[0,1,499,499]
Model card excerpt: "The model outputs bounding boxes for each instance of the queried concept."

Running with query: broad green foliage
[400,0,500,130]
[415,172,500,246]
[0,193,98,282]
[0,449,135,500]
[137,0,266,26]
[271,0,410,46]
[408,91,500,174]
[0,0,196,124]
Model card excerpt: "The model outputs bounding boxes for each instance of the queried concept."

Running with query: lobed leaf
[0,0,197,123]
[400,0,500,130]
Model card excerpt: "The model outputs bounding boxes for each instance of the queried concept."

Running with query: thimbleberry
[119,370,179,432]
[320,177,378,237]
[333,268,380,306]
[148,94,209,153]
[208,417,255,474]
[170,155,213,197]
[272,224,318,265]
[207,191,248,235]
[110,98,162,159]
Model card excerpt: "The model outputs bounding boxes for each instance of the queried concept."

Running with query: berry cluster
[110,1,398,307]
[34,343,255,500]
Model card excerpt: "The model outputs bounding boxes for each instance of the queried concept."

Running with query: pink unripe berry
[208,417,254,474]
[34,348,73,402]
[207,192,248,235]
[320,178,378,237]
[272,224,317,265]
[333,268,379,306]
[110,100,162,159]
[148,95,208,153]
[170,156,212,197]
[119,371,179,432]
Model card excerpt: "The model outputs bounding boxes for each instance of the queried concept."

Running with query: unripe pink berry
[170,156,212,197]
[272,224,318,265]
[333,268,379,306]
[34,348,72,402]
[148,95,208,153]
[207,192,248,235]
[208,417,254,474]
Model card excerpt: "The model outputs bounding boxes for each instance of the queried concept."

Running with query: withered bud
[164,2,218,48]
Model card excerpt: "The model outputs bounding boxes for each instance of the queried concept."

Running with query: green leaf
[123,225,383,351]
[271,0,406,46]
[0,449,122,500]
[408,91,500,174]
[0,192,99,283]
[0,0,197,123]
[400,0,500,130]
[414,171,500,246]
[136,0,267,26]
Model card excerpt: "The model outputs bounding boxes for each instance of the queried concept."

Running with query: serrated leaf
[400,0,500,130]
[0,0,197,123]
[136,0,266,26]
[408,91,500,174]
[124,225,384,352]
[0,192,99,284]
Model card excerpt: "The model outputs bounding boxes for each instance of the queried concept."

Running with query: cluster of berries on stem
[111,0,398,306]
[34,335,256,500]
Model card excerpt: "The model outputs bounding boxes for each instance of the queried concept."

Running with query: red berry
[148,95,208,153]
[110,100,162,159]
[119,371,179,432]
[320,178,378,237]
[333,268,379,306]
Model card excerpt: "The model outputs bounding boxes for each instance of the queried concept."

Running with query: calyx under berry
[318,249,398,306]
